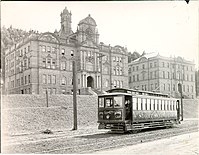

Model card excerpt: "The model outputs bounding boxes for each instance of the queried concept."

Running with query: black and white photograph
[1,1,199,154]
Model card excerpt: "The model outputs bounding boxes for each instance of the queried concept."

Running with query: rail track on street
[3,120,198,154]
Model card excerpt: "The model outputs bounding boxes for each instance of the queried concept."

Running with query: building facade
[4,7,128,95]
[128,53,196,99]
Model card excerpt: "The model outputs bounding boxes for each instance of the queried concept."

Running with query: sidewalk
[95,132,199,155]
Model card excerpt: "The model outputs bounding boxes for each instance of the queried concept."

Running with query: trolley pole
[100,55,103,93]
[72,51,77,130]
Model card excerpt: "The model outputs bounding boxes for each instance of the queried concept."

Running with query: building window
[116,67,119,75]
[151,84,153,91]
[120,81,123,88]
[162,62,165,67]
[61,61,66,70]
[113,68,116,75]
[25,76,27,85]
[48,75,51,84]
[61,49,65,55]
[137,74,139,81]
[187,85,189,92]
[167,62,169,68]
[52,59,56,69]
[163,71,165,79]
[154,71,158,78]
[52,47,56,53]
[113,57,116,62]
[191,75,193,81]
[28,75,31,83]
[154,62,157,67]
[47,46,51,53]
[52,75,56,84]
[120,68,123,75]
[21,77,23,85]
[155,83,158,89]
[43,88,47,94]
[150,72,153,79]
[142,72,145,80]
[173,73,175,79]
[52,88,56,94]
[43,75,47,84]
[142,64,145,69]
[132,67,135,72]
[183,85,185,92]
[187,74,189,81]
[150,63,152,68]
[168,72,170,79]
[173,84,175,91]
[168,84,170,91]
[47,59,51,68]
[191,85,193,93]
[136,66,139,71]
[105,79,109,88]
[61,77,66,85]
[62,89,66,94]
[113,80,116,87]
[117,80,120,87]
[42,46,46,52]
[43,58,46,67]
[28,46,30,52]
[133,75,135,82]
[70,62,72,71]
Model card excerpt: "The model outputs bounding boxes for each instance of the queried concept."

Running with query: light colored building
[4,7,128,95]
[128,53,196,99]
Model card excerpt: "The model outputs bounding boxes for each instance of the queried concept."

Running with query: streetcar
[97,88,182,133]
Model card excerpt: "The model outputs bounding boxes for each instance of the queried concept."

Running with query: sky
[1,1,199,69]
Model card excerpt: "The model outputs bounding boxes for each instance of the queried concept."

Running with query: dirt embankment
[2,95,198,135]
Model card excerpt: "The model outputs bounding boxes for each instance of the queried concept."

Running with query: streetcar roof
[106,88,170,97]
[98,92,132,97]
[98,92,177,100]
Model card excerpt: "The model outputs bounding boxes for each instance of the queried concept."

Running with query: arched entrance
[87,76,94,88]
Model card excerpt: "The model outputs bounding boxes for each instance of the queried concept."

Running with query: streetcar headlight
[99,112,103,119]
[115,111,122,118]
[106,114,110,119]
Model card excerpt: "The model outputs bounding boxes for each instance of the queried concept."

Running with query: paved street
[95,132,199,155]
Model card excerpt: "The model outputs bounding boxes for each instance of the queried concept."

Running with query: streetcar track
[34,126,198,154]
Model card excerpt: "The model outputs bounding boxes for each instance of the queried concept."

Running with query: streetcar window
[157,99,159,110]
[167,100,170,111]
[143,98,146,110]
[99,97,104,108]
[105,98,113,107]
[133,97,137,110]
[151,99,154,110]
[147,98,150,110]
[170,101,173,110]
[154,99,158,110]
[173,101,176,110]
[138,98,142,110]
[114,96,123,108]
[164,100,167,110]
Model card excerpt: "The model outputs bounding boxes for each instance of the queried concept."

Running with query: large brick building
[128,53,196,99]
[4,7,128,95]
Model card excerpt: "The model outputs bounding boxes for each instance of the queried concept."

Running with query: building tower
[60,7,72,36]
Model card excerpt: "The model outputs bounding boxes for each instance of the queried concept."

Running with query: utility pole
[71,50,77,130]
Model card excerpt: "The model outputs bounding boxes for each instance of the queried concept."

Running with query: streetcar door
[125,96,132,121]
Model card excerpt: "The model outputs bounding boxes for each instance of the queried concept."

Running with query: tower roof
[61,7,71,15]
[78,14,97,26]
